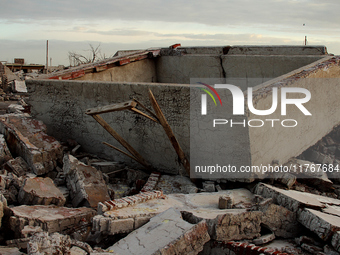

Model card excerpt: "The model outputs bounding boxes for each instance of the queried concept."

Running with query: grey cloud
[1,0,340,29]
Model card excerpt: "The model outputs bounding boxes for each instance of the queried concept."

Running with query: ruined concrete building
[0,45,339,254]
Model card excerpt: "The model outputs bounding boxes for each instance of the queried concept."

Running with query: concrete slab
[9,205,95,238]
[18,177,66,206]
[298,208,340,242]
[0,116,63,175]
[255,183,329,212]
[63,154,110,208]
[94,189,260,240]
[107,208,210,255]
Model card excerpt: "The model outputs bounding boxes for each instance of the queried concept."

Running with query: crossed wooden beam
[85,89,190,176]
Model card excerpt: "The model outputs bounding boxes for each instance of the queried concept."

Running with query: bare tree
[68,43,106,67]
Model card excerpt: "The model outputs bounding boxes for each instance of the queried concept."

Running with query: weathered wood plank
[86,101,137,115]
[148,89,190,176]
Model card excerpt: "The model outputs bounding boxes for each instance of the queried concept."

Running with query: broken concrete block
[203,181,215,192]
[298,208,340,242]
[27,232,92,255]
[273,171,296,189]
[11,80,27,93]
[9,205,95,238]
[0,116,63,175]
[18,177,66,206]
[262,204,301,238]
[0,134,12,165]
[255,183,329,212]
[107,208,210,255]
[183,209,263,242]
[253,232,275,245]
[219,195,233,209]
[8,104,25,114]
[4,156,30,177]
[63,154,110,208]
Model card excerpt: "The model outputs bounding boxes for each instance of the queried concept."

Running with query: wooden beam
[133,98,160,123]
[129,107,159,123]
[86,101,137,115]
[91,114,151,169]
[148,89,190,176]
[102,142,138,162]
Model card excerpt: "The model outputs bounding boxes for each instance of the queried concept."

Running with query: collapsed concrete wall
[26,46,338,176]
[26,80,190,174]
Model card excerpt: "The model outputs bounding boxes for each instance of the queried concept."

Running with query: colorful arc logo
[197,82,222,106]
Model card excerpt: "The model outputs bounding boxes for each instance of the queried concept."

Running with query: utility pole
[46,40,49,74]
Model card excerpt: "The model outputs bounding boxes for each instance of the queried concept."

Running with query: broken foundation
[26,45,340,176]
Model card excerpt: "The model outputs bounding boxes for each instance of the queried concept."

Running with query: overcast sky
[1,0,339,66]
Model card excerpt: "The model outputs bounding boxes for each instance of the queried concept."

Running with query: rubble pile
[0,84,340,254]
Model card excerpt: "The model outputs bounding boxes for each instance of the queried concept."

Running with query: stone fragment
[4,157,29,177]
[8,104,25,114]
[203,181,215,192]
[27,232,92,255]
[63,154,110,208]
[9,205,95,238]
[18,177,66,206]
[253,232,275,245]
[107,208,210,255]
[0,116,63,175]
[219,195,233,209]
[273,172,296,189]
[11,80,27,93]
[0,134,12,165]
